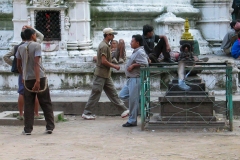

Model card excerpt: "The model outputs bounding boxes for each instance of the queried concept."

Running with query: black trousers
[148,38,171,63]
[24,77,55,133]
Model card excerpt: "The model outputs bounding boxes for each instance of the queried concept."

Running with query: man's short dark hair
[132,34,143,46]
[23,28,36,40]
[143,24,154,36]
[230,21,236,29]
[20,32,26,41]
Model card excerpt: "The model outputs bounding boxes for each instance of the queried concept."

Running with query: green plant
[26,0,31,5]
[57,114,67,122]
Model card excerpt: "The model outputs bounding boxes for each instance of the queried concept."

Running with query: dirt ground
[0,115,240,160]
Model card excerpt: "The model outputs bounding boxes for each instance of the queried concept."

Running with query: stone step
[168,83,206,92]
[159,96,215,102]
[159,116,217,121]
[0,93,239,115]
[172,78,202,84]
[0,111,64,126]
[160,102,214,116]
[165,91,209,96]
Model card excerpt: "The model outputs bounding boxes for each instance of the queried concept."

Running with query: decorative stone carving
[154,12,185,49]
[64,16,70,30]
[43,0,51,7]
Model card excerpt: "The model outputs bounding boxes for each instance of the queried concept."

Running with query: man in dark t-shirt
[142,24,174,63]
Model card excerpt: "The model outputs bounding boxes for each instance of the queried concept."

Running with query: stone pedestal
[153,77,225,126]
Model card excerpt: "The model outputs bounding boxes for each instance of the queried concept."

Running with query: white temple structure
[0,0,236,94]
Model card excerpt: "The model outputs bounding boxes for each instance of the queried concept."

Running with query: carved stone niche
[154,12,185,51]
[26,1,69,56]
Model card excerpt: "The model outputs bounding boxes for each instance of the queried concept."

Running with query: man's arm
[3,47,14,66]
[101,55,120,70]
[22,25,44,43]
[17,58,22,74]
[128,51,149,72]
[32,56,41,92]
[159,35,171,52]
[35,29,44,43]
[127,63,141,72]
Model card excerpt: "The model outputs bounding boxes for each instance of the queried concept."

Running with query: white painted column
[12,0,28,44]
[68,0,94,55]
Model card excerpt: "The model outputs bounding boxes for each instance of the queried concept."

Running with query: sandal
[17,115,24,120]
[34,115,44,119]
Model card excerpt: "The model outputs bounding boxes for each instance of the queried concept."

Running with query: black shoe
[122,122,137,127]
[164,58,175,63]
[45,129,53,134]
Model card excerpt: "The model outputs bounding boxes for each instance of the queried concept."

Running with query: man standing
[119,34,149,127]
[142,24,174,63]
[82,28,129,120]
[16,28,55,135]
[3,25,43,120]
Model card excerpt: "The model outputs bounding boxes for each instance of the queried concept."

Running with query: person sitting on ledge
[142,24,174,63]
[178,43,195,91]
[231,32,240,59]
[220,20,240,55]
[93,39,126,64]
[111,39,126,64]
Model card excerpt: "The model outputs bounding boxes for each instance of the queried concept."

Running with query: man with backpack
[3,25,44,120]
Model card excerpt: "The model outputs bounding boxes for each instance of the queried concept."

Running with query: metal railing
[140,62,233,131]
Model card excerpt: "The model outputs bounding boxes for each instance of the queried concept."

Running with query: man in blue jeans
[119,34,149,127]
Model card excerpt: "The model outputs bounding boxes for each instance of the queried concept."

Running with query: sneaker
[22,131,31,135]
[121,110,129,118]
[17,115,24,120]
[45,129,53,134]
[164,58,175,63]
[82,113,96,120]
[118,58,124,64]
[199,57,209,62]
[122,122,137,127]
[178,79,191,91]
[112,57,118,64]
[34,115,44,119]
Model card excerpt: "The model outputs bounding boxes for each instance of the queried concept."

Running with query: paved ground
[0,115,240,160]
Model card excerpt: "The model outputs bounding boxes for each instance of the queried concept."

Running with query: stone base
[0,111,64,126]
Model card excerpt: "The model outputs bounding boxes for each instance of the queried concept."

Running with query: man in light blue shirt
[119,34,149,127]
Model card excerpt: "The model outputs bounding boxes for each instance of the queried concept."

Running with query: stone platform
[0,111,64,126]
[0,92,240,116]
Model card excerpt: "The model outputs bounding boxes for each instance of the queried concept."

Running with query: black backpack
[11,42,24,73]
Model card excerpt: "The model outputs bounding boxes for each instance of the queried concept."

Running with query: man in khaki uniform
[82,28,129,120]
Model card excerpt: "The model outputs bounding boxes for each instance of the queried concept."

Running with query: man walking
[82,28,129,120]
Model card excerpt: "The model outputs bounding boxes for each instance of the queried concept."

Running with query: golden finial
[181,18,193,40]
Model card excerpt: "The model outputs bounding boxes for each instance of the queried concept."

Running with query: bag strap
[23,42,48,93]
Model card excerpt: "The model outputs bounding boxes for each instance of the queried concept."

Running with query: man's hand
[22,25,32,31]
[148,58,151,64]
[114,65,120,70]
[166,44,171,52]
[127,65,134,72]
[32,81,40,92]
